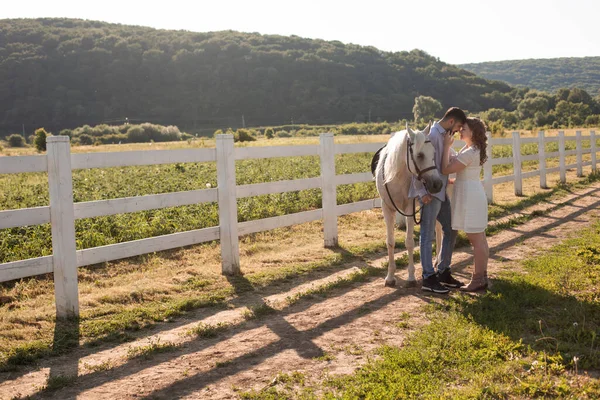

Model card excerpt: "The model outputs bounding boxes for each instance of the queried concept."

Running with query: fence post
[591,130,597,173]
[483,132,493,203]
[512,131,522,196]
[538,131,547,189]
[216,134,240,275]
[559,131,566,183]
[47,136,79,318]
[320,133,338,247]
[576,130,583,177]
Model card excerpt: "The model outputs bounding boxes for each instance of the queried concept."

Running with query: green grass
[242,303,277,320]
[242,222,600,399]
[0,152,376,263]
[44,374,78,392]
[2,159,600,374]
[187,322,231,338]
[126,337,179,360]
[285,268,378,305]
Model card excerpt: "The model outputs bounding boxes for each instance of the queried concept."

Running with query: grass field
[241,221,600,399]
[0,132,597,263]
[1,132,600,375]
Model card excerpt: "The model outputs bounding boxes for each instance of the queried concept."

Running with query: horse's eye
[417,153,424,160]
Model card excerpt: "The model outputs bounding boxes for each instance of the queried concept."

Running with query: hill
[0,18,513,135]
[459,57,600,95]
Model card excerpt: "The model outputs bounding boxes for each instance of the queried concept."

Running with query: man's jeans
[420,197,457,279]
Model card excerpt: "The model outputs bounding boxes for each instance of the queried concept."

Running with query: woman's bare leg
[463,232,489,290]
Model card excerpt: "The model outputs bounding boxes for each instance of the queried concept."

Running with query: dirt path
[3,183,600,400]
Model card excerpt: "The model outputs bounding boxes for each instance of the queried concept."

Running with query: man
[409,107,467,294]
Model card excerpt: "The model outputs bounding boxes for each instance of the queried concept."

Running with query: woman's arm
[442,135,468,175]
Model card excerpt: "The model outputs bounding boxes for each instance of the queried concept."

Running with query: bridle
[383,136,436,225]
[407,138,437,185]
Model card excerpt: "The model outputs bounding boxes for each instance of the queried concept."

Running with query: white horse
[374,123,443,287]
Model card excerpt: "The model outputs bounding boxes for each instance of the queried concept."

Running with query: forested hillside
[0,18,513,135]
[459,57,600,95]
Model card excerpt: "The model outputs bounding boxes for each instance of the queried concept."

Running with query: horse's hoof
[405,280,417,288]
[384,279,396,288]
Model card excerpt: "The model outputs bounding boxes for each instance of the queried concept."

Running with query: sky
[1,0,598,64]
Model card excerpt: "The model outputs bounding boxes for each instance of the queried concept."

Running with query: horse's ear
[406,123,416,142]
[423,121,432,135]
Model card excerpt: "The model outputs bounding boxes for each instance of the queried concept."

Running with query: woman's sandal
[460,276,488,292]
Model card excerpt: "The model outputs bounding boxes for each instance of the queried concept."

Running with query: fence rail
[0,130,597,317]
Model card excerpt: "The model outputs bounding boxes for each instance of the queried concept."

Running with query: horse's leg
[396,210,406,229]
[383,205,397,287]
[405,208,416,286]
[435,221,443,266]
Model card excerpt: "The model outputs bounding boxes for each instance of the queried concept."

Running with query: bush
[489,120,505,136]
[585,115,600,126]
[234,128,256,142]
[7,134,26,147]
[265,128,274,139]
[275,130,291,138]
[78,134,93,145]
[34,128,49,152]
[159,125,182,141]
[126,126,145,142]
[99,133,127,144]
[181,133,195,141]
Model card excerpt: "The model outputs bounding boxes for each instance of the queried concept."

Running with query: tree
[34,128,48,152]
[234,129,256,142]
[7,134,26,147]
[517,97,549,119]
[555,101,591,126]
[567,88,593,105]
[265,127,274,139]
[0,18,514,135]
[79,134,93,145]
[413,96,442,123]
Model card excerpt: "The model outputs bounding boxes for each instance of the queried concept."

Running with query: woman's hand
[443,132,455,148]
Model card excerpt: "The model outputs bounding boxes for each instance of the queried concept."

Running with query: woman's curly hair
[466,117,488,165]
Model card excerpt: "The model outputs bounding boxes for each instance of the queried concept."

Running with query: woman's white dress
[451,146,488,233]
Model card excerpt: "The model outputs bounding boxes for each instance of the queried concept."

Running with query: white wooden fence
[0,130,597,318]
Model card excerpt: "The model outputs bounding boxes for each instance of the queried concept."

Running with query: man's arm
[431,129,446,175]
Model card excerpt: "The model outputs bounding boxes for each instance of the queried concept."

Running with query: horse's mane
[381,129,425,184]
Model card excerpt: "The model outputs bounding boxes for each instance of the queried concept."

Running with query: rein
[382,137,434,225]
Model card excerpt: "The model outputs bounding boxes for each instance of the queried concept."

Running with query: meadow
[0,130,595,263]
[1,130,599,377]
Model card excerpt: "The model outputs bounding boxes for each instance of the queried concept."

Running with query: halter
[381,136,437,225]
[407,138,437,184]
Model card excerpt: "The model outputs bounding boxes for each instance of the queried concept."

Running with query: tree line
[459,57,600,96]
[0,18,512,137]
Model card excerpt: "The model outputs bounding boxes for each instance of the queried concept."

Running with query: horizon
[1,0,599,64]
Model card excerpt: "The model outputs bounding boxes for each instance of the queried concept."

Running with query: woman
[441,117,489,291]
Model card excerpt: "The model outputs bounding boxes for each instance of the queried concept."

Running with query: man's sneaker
[437,269,465,288]
[421,275,450,294]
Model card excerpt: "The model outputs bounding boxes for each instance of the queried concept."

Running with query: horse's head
[406,122,443,194]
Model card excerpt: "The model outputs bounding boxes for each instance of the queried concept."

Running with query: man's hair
[442,107,467,124]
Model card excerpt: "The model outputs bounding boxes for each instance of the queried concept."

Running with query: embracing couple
[410,107,490,294]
